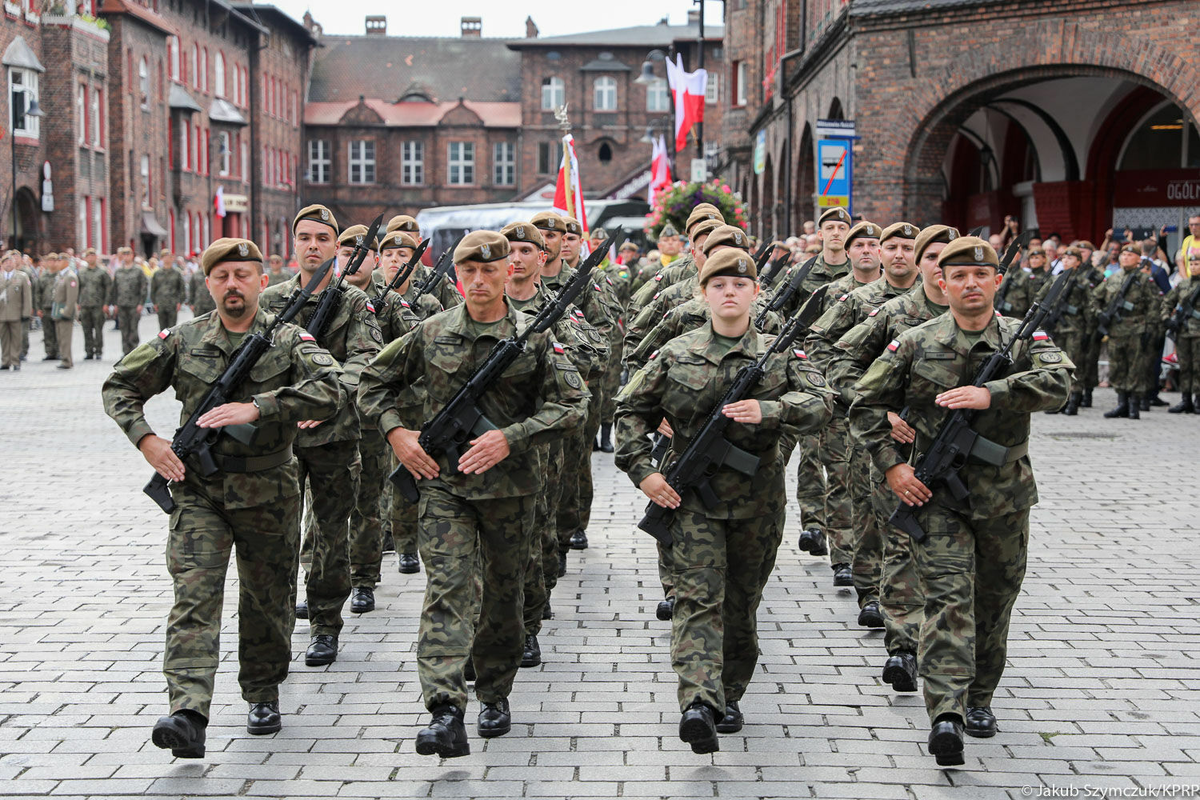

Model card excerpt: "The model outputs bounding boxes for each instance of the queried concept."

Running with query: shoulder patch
[553,342,566,354]
[1032,331,1049,341]
[806,372,827,387]
[606,277,615,286]
[887,340,900,352]
[793,349,808,359]
[400,298,411,308]
[1038,351,1063,364]
[365,301,376,314]
[649,350,659,360]
[311,352,335,366]
[158,329,171,339]
[654,274,664,282]
[299,332,316,342]
[869,308,880,317]
[838,293,849,302]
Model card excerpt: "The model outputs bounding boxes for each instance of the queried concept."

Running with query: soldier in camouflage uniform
[151,256,187,330]
[850,236,1072,766]
[101,237,343,757]
[357,230,588,757]
[386,214,463,312]
[615,248,832,753]
[1036,246,1092,415]
[0,250,33,369]
[266,254,291,287]
[829,224,958,694]
[188,263,217,318]
[108,248,148,355]
[1164,248,1200,413]
[593,228,629,453]
[1095,243,1163,420]
[34,254,59,360]
[77,248,111,360]
[259,205,382,667]
[1078,246,1109,408]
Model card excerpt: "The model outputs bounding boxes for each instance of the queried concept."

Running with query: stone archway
[10,187,40,253]
[795,124,815,232]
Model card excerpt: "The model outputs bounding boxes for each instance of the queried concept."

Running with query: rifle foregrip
[144,473,175,514]
[637,501,675,547]
[389,462,421,503]
[887,504,928,543]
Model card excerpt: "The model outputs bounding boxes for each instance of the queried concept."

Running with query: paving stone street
[2,318,1199,800]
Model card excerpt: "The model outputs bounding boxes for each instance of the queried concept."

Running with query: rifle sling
[916,433,1027,467]
[209,444,294,473]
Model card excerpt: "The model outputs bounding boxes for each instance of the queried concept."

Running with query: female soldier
[614,247,833,753]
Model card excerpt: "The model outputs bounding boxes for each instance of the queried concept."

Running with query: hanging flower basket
[644,179,746,240]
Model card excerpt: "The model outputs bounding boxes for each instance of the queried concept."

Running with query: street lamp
[635,50,668,86]
[10,97,43,250]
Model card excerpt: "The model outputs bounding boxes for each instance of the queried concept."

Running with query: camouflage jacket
[778,253,851,320]
[600,260,633,310]
[1091,267,1163,336]
[77,265,111,307]
[411,263,463,311]
[101,308,344,510]
[1162,276,1200,337]
[615,323,834,520]
[150,266,187,308]
[372,291,423,345]
[625,296,782,374]
[52,268,79,320]
[109,266,148,308]
[266,268,292,288]
[357,300,589,500]
[188,270,216,315]
[541,262,618,344]
[35,270,56,310]
[806,275,912,373]
[398,281,444,321]
[508,283,609,379]
[827,282,948,408]
[1036,268,1093,334]
[260,275,382,446]
[629,254,694,312]
[849,312,1073,518]
[996,267,1035,319]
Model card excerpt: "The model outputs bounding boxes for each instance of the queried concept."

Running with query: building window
[79,198,88,249]
[169,209,175,253]
[201,128,209,175]
[646,78,669,112]
[200,48,208,93]
[77,84,86,144]
[307,140,329,183]
[91,88,103,147]
[241,138,248,184]
[168,36,180,82]
[218,131,230,176]
[138,57,150,108]
[214,52,225,98]
[593,77,617,111]
[706,73,719,105]
[184,211,192,256]
[10,68,40,138]
[598,142,613,163]
[181,123,190,171]
[494,141,515,186]
[447,141,474,185]
[401,140,423,185]
[732,61,746,107]
[348,140,375,184]
[541,76,564,111]
[537,141,553,175]
[140,155,150,208]
[190,43,198,90]
[93,198,103,250]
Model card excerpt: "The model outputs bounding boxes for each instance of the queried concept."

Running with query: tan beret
[818,207,852,227]
[701,224,751,256]
[699,247,757,284]
[914,225,960,264]
[501,221,546,251]
[561,216,584,236]
[293,204,339,235]
[689,218,722,242]
[686,206,725,234]
[590,227,608,241]
[201,237,263,275]
[880,221,919,243]
[618,240,639,251]
[1077,240,1096,251]
[530,211,567,233]
[659,222,680,239]
[937,236,998,270]
[454,230,510,264]
[1118,243,1139,256]
[117,246,133,255]
[1028,248,1046,257]
[83,247,97,256]
[380,231,417,252]
[159,249,171,258]
[338,224,379,252]
[386,215,419,235]
[845,221,882,248]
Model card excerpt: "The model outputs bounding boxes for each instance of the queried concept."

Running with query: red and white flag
[649,135,673,207]
[666,54,707,153]
[213,185,226,218]
[552,134,588,237]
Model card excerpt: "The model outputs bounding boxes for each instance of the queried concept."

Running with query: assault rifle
[755,255,817,330]
[1042,267,1081,336]
[1093,267,1142,341]
[886,270,1070,543]
[995,231,1035,315]
[143,257,336,514]
[638,289,827,546]
[413,232,467,302]
[305,213,383,340]
[369,238,430,317]
[1166,281,1200,342]
[389,236,618,502]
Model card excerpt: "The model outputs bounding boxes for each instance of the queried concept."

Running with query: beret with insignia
[84,247,97,256]
[1118,243,1139,256]
[844,221,881,248]
[201,237,263,276]
[385,215,419,235]
[590,227,608,241]
[380,231,417,252]
[914,225,959,264]
[818,207,852,227]
[530,211,567,233]
[561,216,583,236]
[659,222,680,239]
[117,246,133,255]
[293,204,339,235]
[501,221,546,250]
[702,224,752,256]
[880,221,918,244]
[686,205,725,234]
[699,247,757,284]
[338,224,379,252]
[689,218,723,244]
[454,230,510,264]
[937,236,999,270]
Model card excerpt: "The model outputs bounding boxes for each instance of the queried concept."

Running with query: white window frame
[217,131,230,176]
[307,139,330,183]
[401,140,423,186]
[646,77,669,113]
[79,198,88,249]
[348,140,375,185]
[447,141,474,186]
[493,141,515,187]
[541,76,564,111]
[706,72,719,105]
[92,197,102,250]
[190,43,198,90]
[140,155,150,208]
[10,68,40,139]
[214,51,225,99]
[76,83,86,144]
[138,57,149,108]
[733,62,746,107]
[593,76,617,112]
[168,36,180,83]
[91,87,102,147]
[200,48,207,93]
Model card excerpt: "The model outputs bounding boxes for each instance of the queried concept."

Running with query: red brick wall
[1,16,51,252]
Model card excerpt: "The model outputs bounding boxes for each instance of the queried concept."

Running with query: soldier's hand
[137,305,144,314]
[640,473,681,509]
[297,419,325,429]
[138,434,185,482]
[459,430,511,475]
[885,463,931,507]
[388,427,439,480]
[722,399,762,424]
[657,418,674,437]
[197,402,260,428]
[888,411,916,443]
[935,386,991,410]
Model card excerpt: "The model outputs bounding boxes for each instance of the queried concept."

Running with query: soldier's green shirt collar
[933,311,1005,354]
[442,299,522,342]
[198,307,272,354]
[690,320,761,365]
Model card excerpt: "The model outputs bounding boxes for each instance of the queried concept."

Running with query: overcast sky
[271,0,723,38]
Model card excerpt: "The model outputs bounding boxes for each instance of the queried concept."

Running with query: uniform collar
[690,321,760,365]
[199,307,270,354]
[933,310,1004,354]
[444,299,520,340]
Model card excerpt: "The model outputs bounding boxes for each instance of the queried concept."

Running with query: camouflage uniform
[1162,276,1200,398]
[109,265,149,355]
[101,308,343,720]
[614,323,833,714]
[1036,270,1092,395]
[850,312,1072,724]
[151,265,187,329]
[995,268,1034,319]
[829,283,949,659]
[628,254,693,314]
[189,269,217,317]
[1092,267,1162,397]
[266,268,292,288]
[356,301,588,713]
[1080,265,1108,396]
[77,264,111,358]
[35,269,58,357]
[260,275,382,639]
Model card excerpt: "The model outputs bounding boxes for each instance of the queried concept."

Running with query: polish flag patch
[365,301,376,313]
[793,349,808,359]
[887,340,900,352]
[553,342,566,354]
[593,283,603,292]
[158,329,171,339]
[1033,330,1050,341]
[299,332,316,342]
[606,277,615,286]
[838,293,849,302]
[869,308,880,317]
[654,274,664,282]
[400,299,411,308]
[649,350,659,360]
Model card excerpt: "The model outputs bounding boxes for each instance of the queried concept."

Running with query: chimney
[365,15,387,35]
[687,9,700,23]
[303,10,323,36]
[461,16,482,38]
[525,15,538,39]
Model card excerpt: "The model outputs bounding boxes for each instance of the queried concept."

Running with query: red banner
[1113,169,1200,208]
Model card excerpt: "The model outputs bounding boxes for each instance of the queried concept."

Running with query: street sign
[816,119,856,140]
[753,131,766,176]
[816,139,851,211]
[690,158,708,183]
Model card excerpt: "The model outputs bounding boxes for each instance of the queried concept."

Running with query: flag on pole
[552,133,587,236]
[214,185,226,218]
[665,54,708,153]
[649,135,673,208]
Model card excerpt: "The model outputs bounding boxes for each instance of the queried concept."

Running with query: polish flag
[666,54,707,153]
[552,134,589,255]
[213,185,226,218]
[649,135,673,208]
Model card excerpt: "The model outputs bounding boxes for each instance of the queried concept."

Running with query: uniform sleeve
[251,330,345,423]
[101,334,179,447]
[982,333,1073,413]
[357,327,425,437]
[827,313,888,408]
[626,309,677,373]
[804,299,854,372]
[849,338,916,477]
[338,294,383,391]
[623,293,667,355]
[500,338,589,455]
[1161,284,1181,324]
[613,354,670,488]
[759,355,834,435]
[21,273,33,317]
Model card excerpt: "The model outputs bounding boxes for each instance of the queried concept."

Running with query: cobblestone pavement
[2,318,1199,800]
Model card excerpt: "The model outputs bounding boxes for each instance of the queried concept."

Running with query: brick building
[719,0,1200,250]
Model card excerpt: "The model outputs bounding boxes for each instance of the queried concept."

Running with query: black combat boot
[350,587,374,614]
[1128,394,1141,420]
[416,705,470,758]
[477,698,512,738]
[1169,394,1195,414]
[398,553,420,574]
[1104,392,1129,418]
[305,634,338,666]
[857,600,885,628]
[715,701,743,733]
[928,714,965,766]
[1063,391,1081,416]
[964,706,997,738]
[247,701,282,735]
[1082,388,1093,407]
[882,652,918,692]
[569,530,588,550]
[656,595,676,621]
[832,563,853,587]
[152,710,207,758]
[599,423,615,453]
[520,634,541,668]
[679,701,719,754]
[1138,394,1150,412]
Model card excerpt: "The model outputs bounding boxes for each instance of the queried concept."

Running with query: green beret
[454,230,510,264]
[880,221,919,244]
[201,238,263,276]
[386,215,419,235]
[818,207,852,227]
[937,236,998,270]
[380,231,417,252]
[530,211,567,234]
[701,224,751,256]
[914,225,959,264]
[293,204,339,236]
[501,222,546,251]
[338,224,379,252]
[699,248,757,284]
[845,221,881,248]
[561,216,584,236]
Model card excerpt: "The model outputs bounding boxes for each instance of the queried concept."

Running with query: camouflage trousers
[909,504,1029,724]
[297,440,360,637]
[1105,333,1148,393]
[417,484,535,711]
[848,443,882,607]
[117,306,141,355]
[390,456,419,556]
[157,306,179,331]
[557,390,600,546]
[523,443,560,638]
[872,475,922,657]
[667,507,784,713]
[80,307,105,357]
[1176,335,1200,394]
[349,428,389,589]
[794,432,826,534]
[164,479,300,720]
[600,341,624,423]
[821,417,853,566]
[578,390,604,531]
[1083,329,1102,391]
[1056,329,1087,394]
[40,311,57,357]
